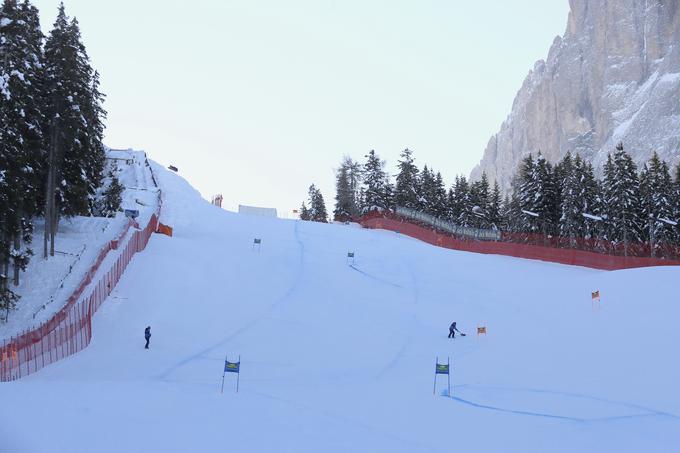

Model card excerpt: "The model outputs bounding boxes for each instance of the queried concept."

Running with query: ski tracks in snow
[447,384,680,423]
[247,388,449,453]
[374,259,420,379]
[348,264,404,289]
[157,220,306,381]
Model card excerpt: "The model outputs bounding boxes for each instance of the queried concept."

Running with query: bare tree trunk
[12,215,21,286]
[2,244,9,294]
[649,218,654,258]
[51,199,58,257]
[44,106,61,259]
[623,215,628,257]
[0,227,6,295]
[46,114,60,258]
[44,161,53,259]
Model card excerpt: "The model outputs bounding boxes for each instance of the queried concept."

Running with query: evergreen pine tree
[394,148,419,209]
[469,172,490,227]
[0,0,45,297]
[558,152,580,244]
[487,181,502,230]
[534,152,559,235]
[82,69,106,213]
[640,152,674,254]
[639,162,652,240]
[417,165,435,214]
[674,163,680,244]
[19,0,47,214]
[433,172,447,218]
[503,192,523,233]
[361,150,389,213]
[96,170,123,218]
[445,187,455,220]
[333,161,354,222]
[307,185,318,220]
[602,143,643,255]
[356,187,366,215]
[43,3,106,257]
[344,156,362,214]
[304,184,327,223]
[299,202,310,221]
[311,186,328,223]
[0,1,108,313]
[383,177,395,211]
[509,153,602,245]
[516,154,539,232]
[575,157,601,240]
[451,175,473,227]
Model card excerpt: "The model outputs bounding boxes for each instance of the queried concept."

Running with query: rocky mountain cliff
[471,0,680,191]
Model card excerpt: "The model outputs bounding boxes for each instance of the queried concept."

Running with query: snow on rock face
[471,0,680,191]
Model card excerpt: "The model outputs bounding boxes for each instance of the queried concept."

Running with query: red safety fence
[0,158,163,381]
[500,231,680,260]
[359,211,680,271]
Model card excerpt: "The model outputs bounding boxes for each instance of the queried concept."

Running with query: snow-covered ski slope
[2,164,679,453]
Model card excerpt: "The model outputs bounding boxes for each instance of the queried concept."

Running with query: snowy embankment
[1,162,679,452]
[0,149,158,339]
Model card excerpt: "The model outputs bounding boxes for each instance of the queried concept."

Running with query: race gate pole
[220,354,227,394]
[447,357,451,397]
[433,356,438,395]
[236,355,240,393]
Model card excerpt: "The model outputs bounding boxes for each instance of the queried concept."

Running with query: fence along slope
[0,158,162,381]
[360,211,680,271]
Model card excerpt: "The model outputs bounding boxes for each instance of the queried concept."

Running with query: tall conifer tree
[333,162,354,221]
[487,181,502,230]
[433,172,447,218]
[602,143,643,254]
[0,0,45,299]
[361,150,390,212]
[43,3,106,257]
[470,172,490,228]
[575,157,601,239]
[394,148,419,209]
[558,152,580,244]
[451,175,472,227]
[640,152,674,254]
[310,185,328,222]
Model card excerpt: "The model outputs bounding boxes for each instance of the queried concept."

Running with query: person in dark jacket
[144,326,151,349]
[448,322,459,338]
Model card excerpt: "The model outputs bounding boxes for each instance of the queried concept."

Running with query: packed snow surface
[1,163,679,452]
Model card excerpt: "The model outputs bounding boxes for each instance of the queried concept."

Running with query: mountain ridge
[472,0,680,190]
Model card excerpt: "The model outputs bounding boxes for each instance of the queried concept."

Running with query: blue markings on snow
[349,264,404,288]
[450,395,588,422]
[270,219,306,308]
[158,220,307,381]
[445,385,680,423]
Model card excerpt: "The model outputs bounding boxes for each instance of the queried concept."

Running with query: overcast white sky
[34,0,569,214]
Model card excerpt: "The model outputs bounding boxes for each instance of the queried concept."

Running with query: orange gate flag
[477,326,487,335]
[156,223,173,237]
[591,290,600,300]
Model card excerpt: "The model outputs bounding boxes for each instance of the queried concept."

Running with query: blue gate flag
[225,360,240,373]
[435,363,449,375]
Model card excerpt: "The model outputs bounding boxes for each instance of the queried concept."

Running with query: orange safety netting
[0,164,163,382]
[359,211,680,271]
